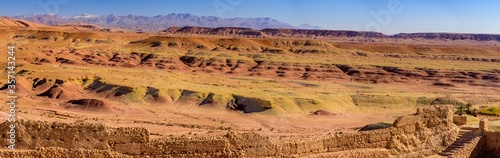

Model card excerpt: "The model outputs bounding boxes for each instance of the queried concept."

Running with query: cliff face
[163,26,264,37]
[163,27,387,38]
[261,28,387,38]
[0,105,461,157]
[393,33,500,41]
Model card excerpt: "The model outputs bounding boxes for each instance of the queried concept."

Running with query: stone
[480,118,489,133]
[453,115,467,125]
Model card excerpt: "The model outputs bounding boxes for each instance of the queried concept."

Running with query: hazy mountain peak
[13,13,321,31]
[72,13,98,19]
[298,24,324,30]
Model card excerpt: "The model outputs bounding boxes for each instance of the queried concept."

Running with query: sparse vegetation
[478,106,500,116]
[456,103,478,117]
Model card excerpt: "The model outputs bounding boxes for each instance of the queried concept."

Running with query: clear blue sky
[2,0,499,34]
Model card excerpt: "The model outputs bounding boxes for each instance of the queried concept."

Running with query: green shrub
[478,106,500,116]
[455,103,478,117]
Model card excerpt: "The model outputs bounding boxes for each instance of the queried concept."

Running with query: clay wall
[0,105,463,157]
[450,136,485,158]
[484,131,500,156]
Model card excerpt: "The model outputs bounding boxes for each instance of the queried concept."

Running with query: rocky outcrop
[229,95,273,113]
[66,99,109,111]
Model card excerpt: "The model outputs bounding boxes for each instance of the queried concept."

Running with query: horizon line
[5,13,500,35]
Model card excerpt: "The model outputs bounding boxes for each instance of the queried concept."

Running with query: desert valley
[0,16,499,157]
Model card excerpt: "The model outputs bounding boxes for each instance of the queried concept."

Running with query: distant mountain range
[6,14,500,42]
[12,13,323,31]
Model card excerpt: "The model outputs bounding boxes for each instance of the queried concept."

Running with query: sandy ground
[0,77,416,141]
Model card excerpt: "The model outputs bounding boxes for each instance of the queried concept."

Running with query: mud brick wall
[113,138,235,157]
[276,137,328,156]
[302,149,390,158]
[0,147,130,158]
[0,120,149,150]
[221,105,459,157]
[108,127,149,144]
[225,131,277,157]
[0,105,461,157]
[321,129,392,152]
[1,120,110,150]
[484,131,500,156]
[451,136,485,158]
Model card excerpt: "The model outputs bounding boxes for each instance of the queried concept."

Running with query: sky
[1,0,500,34]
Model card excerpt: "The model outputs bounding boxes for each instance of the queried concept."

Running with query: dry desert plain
[0,18,499,157]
